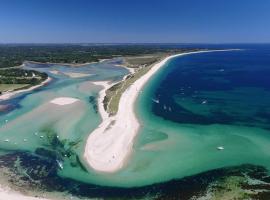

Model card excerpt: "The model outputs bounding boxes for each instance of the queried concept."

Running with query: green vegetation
[123,53,167,68]
[104,50,196,115]
[0,84,30,92]
[0,68,48,93]
[104,63,153,115]
[202,165,270,200]
[0,44,199,68]
[210,176,250,200]
[0,44,204,95]
[36,127,87,171]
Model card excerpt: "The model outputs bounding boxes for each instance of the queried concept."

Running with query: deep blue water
[151,45,270,129]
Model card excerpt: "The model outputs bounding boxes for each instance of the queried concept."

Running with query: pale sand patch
[49,70,60,75]
[0,185,50,200]
[0,185,85,200]
[62,72,92,78]
[0,77,52,101]
[84,49,240,173]
[77,81,97,93]
[50,97,79,105]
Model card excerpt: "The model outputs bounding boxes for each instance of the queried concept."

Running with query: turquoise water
[0,47,270,198]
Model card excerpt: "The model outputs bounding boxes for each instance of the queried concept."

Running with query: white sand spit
[83,50,240,172]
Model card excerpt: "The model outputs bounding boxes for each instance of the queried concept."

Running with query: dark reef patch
[0,151,270,199]
[89,95,98,113]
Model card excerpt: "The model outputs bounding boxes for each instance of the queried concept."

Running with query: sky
[0,0,270,43]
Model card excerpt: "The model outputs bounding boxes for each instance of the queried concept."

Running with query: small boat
[23,139,27,142]
[152,98,160,104]
[4,139,9,142]
[168,107,172,112]
[201,100,207,104]
[163,105,167,110]
[34,132,38,136]
[217,146,224,150]
[40,135,44,138]
[56,160,64,170]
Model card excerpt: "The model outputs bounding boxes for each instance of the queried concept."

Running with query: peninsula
[84,49,235,172]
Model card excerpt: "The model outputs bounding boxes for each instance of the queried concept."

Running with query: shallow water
[0,47,270,198]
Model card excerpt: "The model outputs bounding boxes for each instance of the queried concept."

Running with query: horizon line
[0,42,270,46]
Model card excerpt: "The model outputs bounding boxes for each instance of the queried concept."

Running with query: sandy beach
[84,50,238,173]
[92,81,111,120]
[0,185,50,200]
[0,77,52,101]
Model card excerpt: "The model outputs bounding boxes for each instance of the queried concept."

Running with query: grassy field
[103,53,168,115]
[0,68,47,94]
[123,53,165,68]
[104,50,204,115]
[0,84,30,93]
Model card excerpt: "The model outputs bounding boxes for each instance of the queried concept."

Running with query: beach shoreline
[84,49,239,173]
[0,184,51,200]
[0,77,52,101]
[92,81,111,120]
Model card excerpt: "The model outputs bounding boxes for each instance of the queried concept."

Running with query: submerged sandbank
[84,50,239,173]
[50,97,79,105]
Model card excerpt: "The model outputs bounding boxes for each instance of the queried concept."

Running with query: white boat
[163,105,167,110]
[201,100,207,104]
[4,139,9,142]
[152,98,160,104]
[56,160,64,170]
[217,146,224,150]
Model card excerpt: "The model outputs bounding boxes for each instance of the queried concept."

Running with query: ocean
[0,45,270,199]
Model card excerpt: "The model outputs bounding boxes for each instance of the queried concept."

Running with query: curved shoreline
[84,49,239,173]
[0,77,52,101]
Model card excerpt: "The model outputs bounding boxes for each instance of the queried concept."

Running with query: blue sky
[0,0,270,43]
